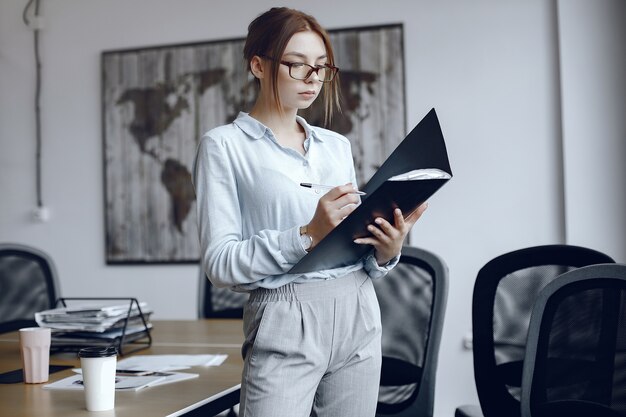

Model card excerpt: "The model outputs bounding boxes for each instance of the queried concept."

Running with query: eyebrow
[283,52,328,60]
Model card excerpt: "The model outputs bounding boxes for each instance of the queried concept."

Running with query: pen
[300,182,366,195]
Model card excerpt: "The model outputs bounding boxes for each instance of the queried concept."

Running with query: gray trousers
[240,270,382,417]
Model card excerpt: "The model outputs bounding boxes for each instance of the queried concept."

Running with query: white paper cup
[19,327,51,384]
[79,346,118,411]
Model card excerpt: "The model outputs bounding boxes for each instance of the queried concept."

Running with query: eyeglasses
[262,55,339,82]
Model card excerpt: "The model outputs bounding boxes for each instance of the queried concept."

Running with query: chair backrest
[521,263,626,417]
[373,245,448,417]
[197,268,247,319]
[472,245,615,417]
[0,243,60,333]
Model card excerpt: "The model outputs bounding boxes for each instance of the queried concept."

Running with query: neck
[249,98,300,137]
[248,97,306,154]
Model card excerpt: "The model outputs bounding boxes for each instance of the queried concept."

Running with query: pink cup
[19,327,51,384]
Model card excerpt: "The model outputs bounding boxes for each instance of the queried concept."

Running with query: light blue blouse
[192,112,397,291]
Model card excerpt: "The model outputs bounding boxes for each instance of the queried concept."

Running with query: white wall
[557,0,626,260]
[1,1,623,416]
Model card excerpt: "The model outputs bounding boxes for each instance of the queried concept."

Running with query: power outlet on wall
[462,331,473,351]
[32,206,51,222]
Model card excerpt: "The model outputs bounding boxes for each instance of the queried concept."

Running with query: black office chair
[372,245,448,417]
[0,243,61,333]
[521,263,626,417]
[455,245,615,417]
[197,270,248,319]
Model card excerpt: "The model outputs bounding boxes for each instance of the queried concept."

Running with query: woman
[192,7,427,417]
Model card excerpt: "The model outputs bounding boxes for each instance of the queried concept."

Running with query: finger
[334,192,361,208]
[337,203,357,220]
[367,224,391,244]
[392,208,406,229]
[374,216,400,238]
[324,183,360,200]
[405,202,428,225]
[353,236,380,246]
[318,190,357,212]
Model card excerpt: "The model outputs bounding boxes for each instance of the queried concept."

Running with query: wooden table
[0,320,244,417]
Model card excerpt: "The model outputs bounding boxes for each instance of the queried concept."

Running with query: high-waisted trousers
[239,269,382,417]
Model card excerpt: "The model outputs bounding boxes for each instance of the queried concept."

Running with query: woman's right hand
[306,183,361,250]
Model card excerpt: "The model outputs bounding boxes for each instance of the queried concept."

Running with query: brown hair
[243,7,341,126]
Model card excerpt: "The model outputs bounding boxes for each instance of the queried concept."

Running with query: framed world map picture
[102,24,406,264]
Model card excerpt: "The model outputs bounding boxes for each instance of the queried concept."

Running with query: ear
[250,55,266,80]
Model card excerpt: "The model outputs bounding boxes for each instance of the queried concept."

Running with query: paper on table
[70,369,200,387]
[43,374,166,391]
[146,371,199,387]
[116,354,228,371]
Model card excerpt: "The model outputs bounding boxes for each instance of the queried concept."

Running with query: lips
[299,91,317,99]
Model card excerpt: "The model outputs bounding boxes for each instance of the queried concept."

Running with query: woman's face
[272,31,328,112]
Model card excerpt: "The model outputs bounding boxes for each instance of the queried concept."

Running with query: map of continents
[115,68,228,234]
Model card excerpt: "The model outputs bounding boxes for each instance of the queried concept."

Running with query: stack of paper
[36,302,152,332]
[35,300,153,351]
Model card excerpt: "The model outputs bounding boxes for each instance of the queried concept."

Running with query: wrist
[299,224,314,252]
[375,251,396,266]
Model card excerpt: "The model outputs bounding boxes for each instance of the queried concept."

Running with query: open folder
[289,108,452,274]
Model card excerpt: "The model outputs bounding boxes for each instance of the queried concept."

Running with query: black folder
[289,108,452,274]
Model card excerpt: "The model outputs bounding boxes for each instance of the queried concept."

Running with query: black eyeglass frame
[261,55,339,83]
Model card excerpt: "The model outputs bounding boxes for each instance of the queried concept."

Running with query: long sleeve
[192,135,306,289]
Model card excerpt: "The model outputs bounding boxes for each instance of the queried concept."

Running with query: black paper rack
[44,297,153,356]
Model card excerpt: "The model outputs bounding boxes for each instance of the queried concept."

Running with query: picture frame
[102,24,406,264]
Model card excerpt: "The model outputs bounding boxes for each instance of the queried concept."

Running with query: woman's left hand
[353,202,428,265]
